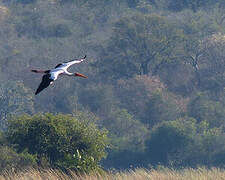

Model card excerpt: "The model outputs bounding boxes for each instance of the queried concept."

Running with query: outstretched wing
[54,56,87,69]
[63,55,87,67]
[35,74,53,95]
[64,55,86,63]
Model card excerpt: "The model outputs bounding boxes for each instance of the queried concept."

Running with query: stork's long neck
[65,72,74,76]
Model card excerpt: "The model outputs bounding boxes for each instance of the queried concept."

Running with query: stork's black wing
[35,74,53,95]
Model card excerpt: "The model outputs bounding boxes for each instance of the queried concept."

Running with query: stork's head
[74,72,88,78]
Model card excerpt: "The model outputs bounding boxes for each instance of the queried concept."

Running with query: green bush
[145,118,225,167]
[6,113,109,172]
[145,119,194,165]
[187,93,225,128]
[0,146,37,171]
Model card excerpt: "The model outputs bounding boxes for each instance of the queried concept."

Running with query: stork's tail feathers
[31,69,50,73]
[31,70,38,73]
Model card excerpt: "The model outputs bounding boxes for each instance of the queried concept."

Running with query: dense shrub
[6,113,109,172]
[145,120,193,165]
[0,146,37,171]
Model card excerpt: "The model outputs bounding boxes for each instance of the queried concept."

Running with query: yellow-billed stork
[31,55,87,95]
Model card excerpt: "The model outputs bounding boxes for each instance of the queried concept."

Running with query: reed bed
[0,167,225,180]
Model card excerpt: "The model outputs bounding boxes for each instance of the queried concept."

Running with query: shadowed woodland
[1,0,225,173]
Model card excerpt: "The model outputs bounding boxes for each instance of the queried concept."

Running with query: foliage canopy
[6,113,109,172]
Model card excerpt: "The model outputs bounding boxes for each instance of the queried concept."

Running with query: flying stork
[31,55,88,95]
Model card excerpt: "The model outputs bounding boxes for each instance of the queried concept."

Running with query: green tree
[96,14,182,79]
[5,0,37,4]
[145,119,194,166]
[179,121,225,167]
[116,75,183,126]
[155,0,221,12]
[78,83,118,115]
[188,93,225,128]
[0,81,34,129]
[104,108,148,151]
[145,118,225,167]
[6,113,109,172]
[101,108,149,169]
[169,10,219,88]
[199,33,225,95]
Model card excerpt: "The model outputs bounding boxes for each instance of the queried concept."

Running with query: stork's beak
[75,72,88,78]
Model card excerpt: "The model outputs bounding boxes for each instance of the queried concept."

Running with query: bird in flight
[31,55,87,95]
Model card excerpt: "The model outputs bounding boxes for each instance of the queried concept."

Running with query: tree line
[1,0,225,171]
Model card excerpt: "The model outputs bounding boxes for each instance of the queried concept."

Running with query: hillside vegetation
[1,0,225,173]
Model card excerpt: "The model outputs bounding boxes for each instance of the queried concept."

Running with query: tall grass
[0,167,225,180]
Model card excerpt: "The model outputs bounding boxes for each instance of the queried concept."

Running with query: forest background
[1,0,225,172]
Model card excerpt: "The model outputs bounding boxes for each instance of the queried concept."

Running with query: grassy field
[0,167,225,180]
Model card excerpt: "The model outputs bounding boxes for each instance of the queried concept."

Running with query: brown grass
[0,167,225,180]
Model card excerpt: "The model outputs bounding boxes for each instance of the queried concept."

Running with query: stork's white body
[49,70,64,81]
